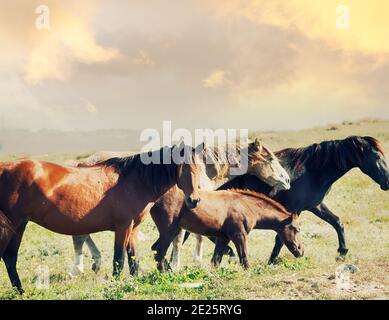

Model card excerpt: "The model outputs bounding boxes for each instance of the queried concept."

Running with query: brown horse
[153,189,304,270]
[0,143,206,293]
[68,140,291,274]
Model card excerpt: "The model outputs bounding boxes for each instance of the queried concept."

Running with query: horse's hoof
[336,255,346,262]
[170,262,180,272]
[336,248,349,261]
[69,266,84,278]
[166,263,173,272]
[92,259,102,273]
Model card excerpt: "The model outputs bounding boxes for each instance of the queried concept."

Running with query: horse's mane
[203,144,243,178]
[101,147,178,195]
[203,142,268,178]
[276,136,384,171]
[229,188,291,216]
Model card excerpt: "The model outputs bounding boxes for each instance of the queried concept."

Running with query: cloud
[203,70,229,88]
[83,100,98,114]
[211,0,389,56]
[132,50,155,66]
[0,0,119,85]
[0,0,388,132]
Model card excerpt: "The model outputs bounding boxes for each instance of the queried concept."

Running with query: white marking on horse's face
[198,161,215,191]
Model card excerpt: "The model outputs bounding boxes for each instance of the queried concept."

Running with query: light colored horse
[68,140,291,275]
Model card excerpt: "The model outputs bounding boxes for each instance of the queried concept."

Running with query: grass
[0,119,388,300]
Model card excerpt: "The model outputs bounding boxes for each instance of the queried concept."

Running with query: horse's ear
[172,139,186,160]
[194,142,205,155]
[291,213,299,221]
[253,138,263,153]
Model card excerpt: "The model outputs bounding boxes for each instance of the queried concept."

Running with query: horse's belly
[30,212,114,235]
[29,195,115,235]
[180,209,222,238]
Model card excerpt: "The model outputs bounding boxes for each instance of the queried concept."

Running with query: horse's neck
[128,163,177,203]
[280,150,355,186]
[254,210,288,231]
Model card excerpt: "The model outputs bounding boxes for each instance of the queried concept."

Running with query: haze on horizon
[0,0,388,132]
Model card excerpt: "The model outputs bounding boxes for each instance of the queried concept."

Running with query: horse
[68,139,291,274]
[180,136,389,264]
[0,142,206,293]
[153,189,304,270]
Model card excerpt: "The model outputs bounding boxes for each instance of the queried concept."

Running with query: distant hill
[1,119,388,158]
[0,129,141,154]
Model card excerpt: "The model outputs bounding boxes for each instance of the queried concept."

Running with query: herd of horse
[0,136,388,293]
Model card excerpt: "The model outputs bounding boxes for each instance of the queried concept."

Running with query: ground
[0,119,388,300]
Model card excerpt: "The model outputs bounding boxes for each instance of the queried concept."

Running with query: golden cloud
[0,0,119,85]
[203,70,229,88]
[211,0,389,56]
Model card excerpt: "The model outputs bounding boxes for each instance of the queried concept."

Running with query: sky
[0,0,388,131]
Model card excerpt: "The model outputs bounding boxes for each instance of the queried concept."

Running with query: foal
[153,189,304,270]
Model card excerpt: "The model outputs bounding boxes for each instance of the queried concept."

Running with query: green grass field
[0,119,388,300]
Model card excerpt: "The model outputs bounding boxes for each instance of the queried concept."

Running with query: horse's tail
[0,211,15,258]
[182,230,191,244]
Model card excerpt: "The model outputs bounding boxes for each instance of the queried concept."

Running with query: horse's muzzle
[381,180,389,191]
[277,175,291,191]
[185,197,200,209]
[293,244,304,258]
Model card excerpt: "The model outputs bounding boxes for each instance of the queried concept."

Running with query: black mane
[102,147,178,195]
[276,136,383,172]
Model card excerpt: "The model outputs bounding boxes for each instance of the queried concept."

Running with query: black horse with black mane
[183,136,389,263]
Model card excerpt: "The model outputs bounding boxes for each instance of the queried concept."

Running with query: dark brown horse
[0,143,206,293]
[184,136,389,263]
[153,189,304,270]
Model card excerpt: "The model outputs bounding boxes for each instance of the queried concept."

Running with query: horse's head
[278,214,304,258]
[247,138,290,190]
[173,141,208,209]
[355,136,389,191]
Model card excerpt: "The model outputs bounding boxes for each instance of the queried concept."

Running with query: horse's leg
[2,221,27,294]
[127,226,139,276]
[113,227,130,277]
[207,236,237,262]
[170,228,185,271]
[193,234,204,263]
[309,203,348,258]
[69,235,86,277]
[211,238,229,268]
[268,234,283,264]
[155,225,181,272]
[85,235,102,273]
[231,233,249,269]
